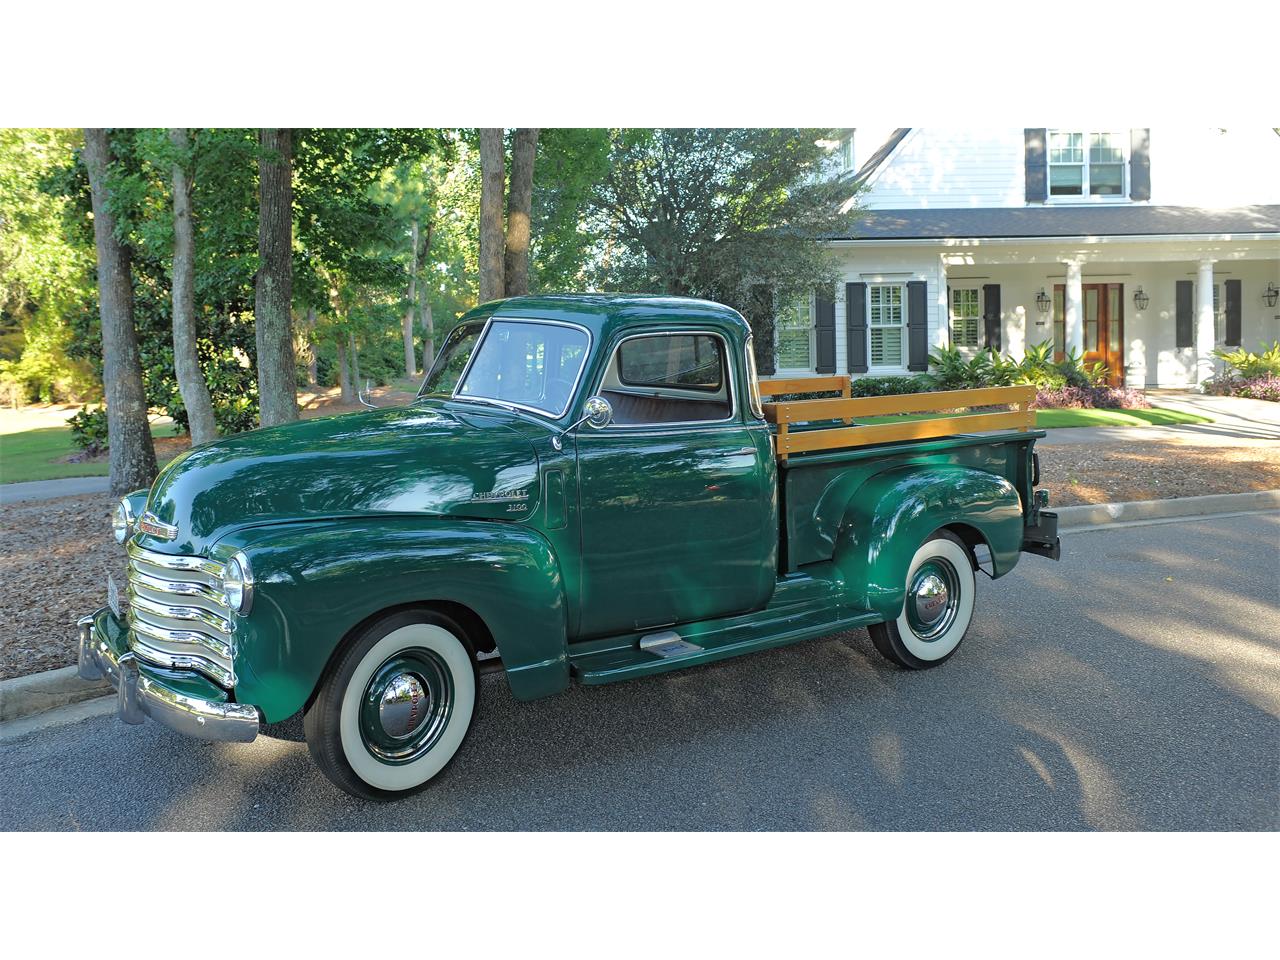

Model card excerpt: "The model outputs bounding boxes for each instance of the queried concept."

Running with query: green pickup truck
[79,294,1060,799]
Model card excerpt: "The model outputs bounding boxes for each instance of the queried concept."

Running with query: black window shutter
[1175,280,1193,348]
[1024,129,1048,203]
[1129,128,1151,201]
[1224,278,1242,346]
[846,282,868,373]
[748,283,776,375]
[814,285,836,374]
[982,284,1002,351]
[907,280,928,371]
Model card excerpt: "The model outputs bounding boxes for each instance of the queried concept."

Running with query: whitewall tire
[305,610,477,800]
[868,531,976,670]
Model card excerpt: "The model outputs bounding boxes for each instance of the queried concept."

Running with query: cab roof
[461,294,753,345]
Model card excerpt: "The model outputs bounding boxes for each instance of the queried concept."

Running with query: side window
[600,333,733,426]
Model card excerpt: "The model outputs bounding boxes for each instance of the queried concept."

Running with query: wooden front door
[1054,283,1125,385]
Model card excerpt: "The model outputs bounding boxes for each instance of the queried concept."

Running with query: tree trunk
[421,222,435,372]
[255,128,297,427]
[305,306,318,385]
[168,128,218,446]
[349,333,362,391]
[504,128,539,296]
[421,300,435,374]
[82,129,158,496]
[403,218,419,378]
[478,128,506,302]
[336,335,353,403]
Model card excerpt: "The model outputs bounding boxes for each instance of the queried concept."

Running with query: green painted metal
[106,294,1046,722]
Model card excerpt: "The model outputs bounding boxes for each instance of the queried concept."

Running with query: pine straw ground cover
[4,435,1280,680]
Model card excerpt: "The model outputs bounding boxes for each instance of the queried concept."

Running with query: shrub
[67,405,109,454]
[1203,373,1280,402]
[1213,341,1280,380]
[847,374,933,397]
[1033,386,1151,410]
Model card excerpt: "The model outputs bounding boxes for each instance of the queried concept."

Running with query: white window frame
[1047,130,1129,203]
[949,286,982,349]
[774,291,816,374]
[867,283,907,371]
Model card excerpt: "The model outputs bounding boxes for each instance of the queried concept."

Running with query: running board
[638,630,703,659]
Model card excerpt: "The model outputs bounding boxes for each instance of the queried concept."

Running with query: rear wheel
[304,609,477,801]
[868,531,975,670]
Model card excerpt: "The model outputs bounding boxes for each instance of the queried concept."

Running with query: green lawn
[1,423,176,484]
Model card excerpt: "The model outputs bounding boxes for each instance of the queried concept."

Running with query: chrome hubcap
[905,559,961,642]
[378,672,431,740]
[359,649,454,764]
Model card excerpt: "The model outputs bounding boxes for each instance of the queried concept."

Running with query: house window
[1048,130,1126,198]
[868,283,906,368]
[776,294,813,370]
[1053,287,1065,355]
[838,134,854,174]
[950,287,981,348]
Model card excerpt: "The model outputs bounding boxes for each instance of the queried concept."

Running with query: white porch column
[1064,259,1084,356]
[1196,259,1216,384]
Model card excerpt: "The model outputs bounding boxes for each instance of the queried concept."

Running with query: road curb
[0,666,111,724]
[1056,489,1280,530]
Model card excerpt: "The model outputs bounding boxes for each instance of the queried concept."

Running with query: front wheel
[304,610,478,800]
[868,531,976,670]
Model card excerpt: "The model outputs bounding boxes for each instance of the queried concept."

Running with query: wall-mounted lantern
[1264,282,1279,309]
[1035,289,1051,315]
[1133,287,1150,311]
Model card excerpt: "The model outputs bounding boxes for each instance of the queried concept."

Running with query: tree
[255,128,297,427]
[81,129,157,495]
[588,129,861,323]
[477,128,505,302]
[168,128,218,445]
[503,128,539,296]
[529,128,611,292]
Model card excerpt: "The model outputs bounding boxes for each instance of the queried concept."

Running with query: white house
[765,128,1280,388]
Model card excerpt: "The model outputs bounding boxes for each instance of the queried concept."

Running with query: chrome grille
[125,543,236,688]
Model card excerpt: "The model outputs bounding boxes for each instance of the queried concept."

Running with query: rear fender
[832,465,1023,622]
[220,518,568,722]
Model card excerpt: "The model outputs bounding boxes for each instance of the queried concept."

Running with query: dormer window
[1048,130,1127,198]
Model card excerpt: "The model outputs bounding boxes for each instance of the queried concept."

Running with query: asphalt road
[3,513,1277,831]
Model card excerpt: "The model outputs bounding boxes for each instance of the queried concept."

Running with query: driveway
[1043,390,1280,446]
[2,512,1276,831]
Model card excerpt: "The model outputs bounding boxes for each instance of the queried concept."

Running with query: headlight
[221,552,254,615]
[112,499,135,544]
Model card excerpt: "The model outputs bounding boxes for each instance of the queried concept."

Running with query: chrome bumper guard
[77,611,259,744]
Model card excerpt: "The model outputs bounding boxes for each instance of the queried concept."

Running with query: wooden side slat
[766,385,1034,424]
[758,375,851,397]
[778,411,1035,454]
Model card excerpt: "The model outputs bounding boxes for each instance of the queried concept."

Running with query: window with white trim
[1048,130,1127,198]
[775,294,814,370]
[950,287,981,348]
[868,284,906,368]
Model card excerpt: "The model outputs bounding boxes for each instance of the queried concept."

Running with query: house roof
[828,205,1280,241]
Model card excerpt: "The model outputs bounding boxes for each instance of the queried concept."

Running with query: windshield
[420,322,484,397]
[456,320,590,417]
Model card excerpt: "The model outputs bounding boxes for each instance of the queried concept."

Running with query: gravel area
[0,494,122,680]
[1039,438,1280,506]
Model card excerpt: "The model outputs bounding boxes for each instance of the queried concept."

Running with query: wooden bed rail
[757,375,852,399]
[760,384,1036,460]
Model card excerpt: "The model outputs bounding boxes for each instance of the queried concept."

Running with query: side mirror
[551,395,613,450]
[583,395,613,429]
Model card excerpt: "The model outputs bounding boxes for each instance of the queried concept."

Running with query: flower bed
[1032,385,1152,410]
[1202,373,1280,402]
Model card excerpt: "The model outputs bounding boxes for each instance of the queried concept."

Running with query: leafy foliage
[67,404,109,454]
[1212,341,1280,379]
[926,341,1108,391]
[1033,385,1152,410]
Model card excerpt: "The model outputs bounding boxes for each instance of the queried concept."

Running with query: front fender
[220,518,568,722]
[832,465,1024,622]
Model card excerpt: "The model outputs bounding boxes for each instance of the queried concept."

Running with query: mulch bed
[1037,439,1280,506]
[1,494,123,681]
[4,435,1278,681]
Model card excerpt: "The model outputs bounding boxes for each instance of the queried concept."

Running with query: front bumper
[77,609,259,743]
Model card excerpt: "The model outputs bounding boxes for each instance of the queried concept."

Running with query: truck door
[573,329,777,639]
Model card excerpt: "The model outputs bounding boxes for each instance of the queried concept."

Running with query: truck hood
[141,401,542,553]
